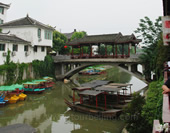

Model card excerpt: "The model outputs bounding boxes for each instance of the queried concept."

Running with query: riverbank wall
[0,64,35,85]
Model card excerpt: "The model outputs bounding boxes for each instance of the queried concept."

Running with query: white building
[0,15,54,65]
[0,2,10,24]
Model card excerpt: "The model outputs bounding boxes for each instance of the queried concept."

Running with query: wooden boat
[23,82,45,94]
[33,79,54,89]
[64,99,122,118]
[65,83,133,118]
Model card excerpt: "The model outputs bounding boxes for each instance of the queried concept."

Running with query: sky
[1,0,163,35]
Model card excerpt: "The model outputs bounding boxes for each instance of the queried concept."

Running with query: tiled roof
[0,34,31,44]
[0,15,54,30]
[67,33,141,45]
[0,2,10,8]
[63,32,74,40]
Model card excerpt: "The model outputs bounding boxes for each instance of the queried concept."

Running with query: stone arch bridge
[53,54,145,81]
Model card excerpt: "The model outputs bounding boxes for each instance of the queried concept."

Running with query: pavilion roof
[95,86,122,92]
[67,33,141,46]
[79,90,105,96]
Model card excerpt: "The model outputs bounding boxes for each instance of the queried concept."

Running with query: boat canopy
[0,84,23,91]
[72,87,91,91]
[79,90,105,96]
[95,86,123,92]
[108,83,132,87]
[23,82,39,85]
[32,80,47,83]
[81,80,111,88]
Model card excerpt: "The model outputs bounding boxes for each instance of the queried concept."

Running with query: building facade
[0,15,54,65]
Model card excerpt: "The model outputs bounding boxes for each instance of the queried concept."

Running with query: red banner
[165,21,170,28]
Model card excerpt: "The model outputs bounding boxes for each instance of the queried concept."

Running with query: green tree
[53,30,70,54]
[123,93,150,133]
[135,16,170,80]
[71,31,87,54]
[71,31,86,41]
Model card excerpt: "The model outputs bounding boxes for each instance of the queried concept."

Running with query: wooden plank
[152,120,160,133]
[162,94,170,123]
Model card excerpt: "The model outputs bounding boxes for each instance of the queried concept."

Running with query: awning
[79,90,105,96]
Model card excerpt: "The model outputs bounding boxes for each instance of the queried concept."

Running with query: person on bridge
[162,77,170,94]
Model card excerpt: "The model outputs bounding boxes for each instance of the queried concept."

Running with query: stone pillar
[61,64,65,75]
[128,64,132,72]
[54,63,65,75]
[70,64,74,70]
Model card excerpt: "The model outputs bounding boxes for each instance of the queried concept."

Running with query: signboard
[162,16,170,46]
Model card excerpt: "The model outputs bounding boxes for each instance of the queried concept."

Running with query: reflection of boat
[65,83,133,119]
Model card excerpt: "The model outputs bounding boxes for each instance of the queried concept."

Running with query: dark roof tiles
[67,33,141,45]
[0,15,54,30]
[0,34,31,44]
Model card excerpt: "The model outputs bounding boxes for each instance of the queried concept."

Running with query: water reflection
[0,66,146,133]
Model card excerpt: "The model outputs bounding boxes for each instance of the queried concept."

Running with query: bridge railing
[52,55,71,61]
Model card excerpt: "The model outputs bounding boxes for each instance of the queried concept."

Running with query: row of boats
[0,77,54,107]
[79,67,106,75]
[65,80,133,119]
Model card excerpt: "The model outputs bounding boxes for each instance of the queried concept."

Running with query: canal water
[0,66,147,133]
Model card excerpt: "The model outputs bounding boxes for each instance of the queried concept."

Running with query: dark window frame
[0,7,4,14]
[38,28,41,38]
[0,44,5,51]
[34,46,38,52]
[24,45,29,52]
[41,46,45,52]
[13,44,18,51]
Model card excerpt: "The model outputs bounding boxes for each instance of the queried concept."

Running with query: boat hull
[64,99,121,118]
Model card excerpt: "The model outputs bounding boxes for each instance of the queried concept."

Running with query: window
[38,28,41,38]
[13,44,18,51]
[0,7,4,14]
[34,46,37,52]
[0,19,3,24]
[24,45,28,51]
[45,30,52,40]
[0,44,5,51]
[41,46,45,52]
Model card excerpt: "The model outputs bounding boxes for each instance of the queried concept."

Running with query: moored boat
[18,93,27,101]
[23,82,45,94]
[6,95,20,104]
[65,82,133,118]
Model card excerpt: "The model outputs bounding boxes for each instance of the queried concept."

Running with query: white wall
[2,26,53,47]
[0,7,8,23]
[0,42,47,65]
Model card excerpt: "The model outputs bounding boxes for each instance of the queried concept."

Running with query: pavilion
[67,32,141,59]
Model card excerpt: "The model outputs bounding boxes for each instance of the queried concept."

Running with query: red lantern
[64,45,67,48]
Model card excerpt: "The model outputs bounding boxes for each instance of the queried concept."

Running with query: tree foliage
[135,16,170,80]
[71,31,86,41]
[71,31,87,54]
[123,80,164,133]
[123,93,149,133]
[53,30,70,54]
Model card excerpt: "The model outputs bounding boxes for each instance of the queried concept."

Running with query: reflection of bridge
[53,54,145,80]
